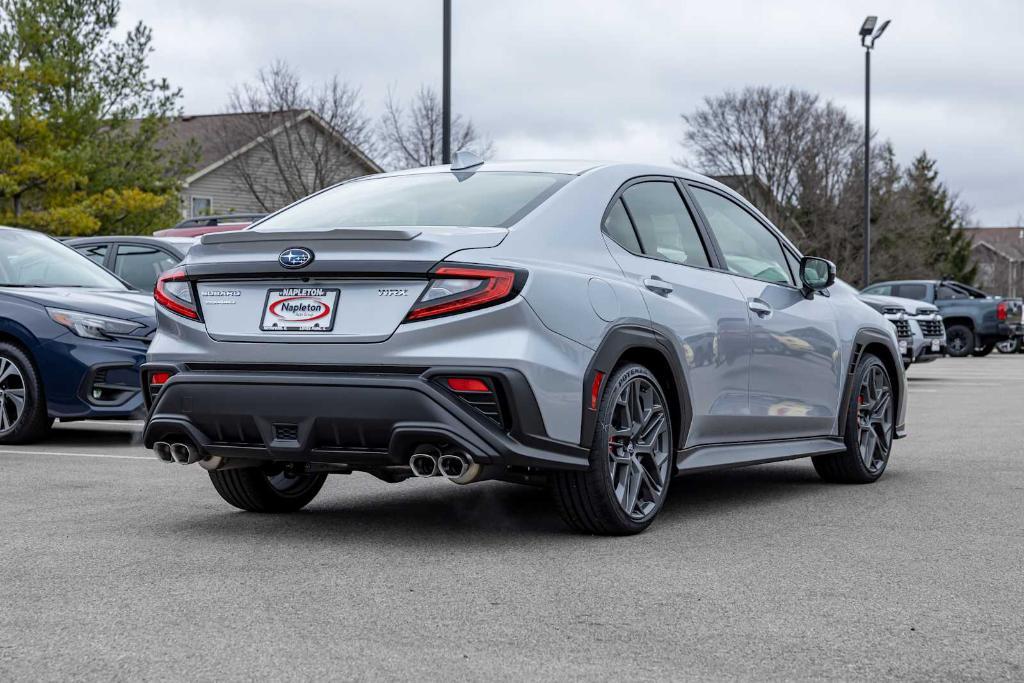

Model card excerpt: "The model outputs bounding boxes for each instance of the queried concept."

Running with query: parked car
[66,236,193,292]
[153,214,264,239]
[859,294,946,367]
[862,279,1022,357]
[142,159,906,535]
[0,227,155,444]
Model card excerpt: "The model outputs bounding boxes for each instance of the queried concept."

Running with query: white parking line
[0,449,152,461]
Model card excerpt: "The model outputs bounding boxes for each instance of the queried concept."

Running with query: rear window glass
[254,172,571,230]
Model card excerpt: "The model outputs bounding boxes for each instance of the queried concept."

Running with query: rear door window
[620,182,710,268]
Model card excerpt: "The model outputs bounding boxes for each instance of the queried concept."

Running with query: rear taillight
[154,267,201,321]
[404,265,525,322]
[997,301,1007,321]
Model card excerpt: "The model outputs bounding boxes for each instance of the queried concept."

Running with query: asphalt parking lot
[2,356,1022,681]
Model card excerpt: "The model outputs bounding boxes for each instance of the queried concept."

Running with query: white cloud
[121,0,1024,224]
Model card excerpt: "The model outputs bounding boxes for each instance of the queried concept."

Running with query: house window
[190,196,213,217]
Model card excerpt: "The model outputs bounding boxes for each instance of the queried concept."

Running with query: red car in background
[153,213,265,238]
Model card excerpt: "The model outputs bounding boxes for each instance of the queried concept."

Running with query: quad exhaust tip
[154,441,201,465]
[153,441,173,463]
[409,447,440,477]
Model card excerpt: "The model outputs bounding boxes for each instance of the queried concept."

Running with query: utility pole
[859,15,890,287]
[442,0,452,164]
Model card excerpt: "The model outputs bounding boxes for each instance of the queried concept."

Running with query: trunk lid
[184,225,506,343]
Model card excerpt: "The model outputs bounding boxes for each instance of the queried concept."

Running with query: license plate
[898,340,908,355]
[260,288,339,332]
[931,339,941,352]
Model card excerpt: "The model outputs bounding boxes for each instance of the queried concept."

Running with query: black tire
[552,363,674,535]
[945,324,974,357]
[0,342,52,445]
[971,342,996,357]
[208,467,327,513]
[813,353,894,484]
[996,338,1021,354]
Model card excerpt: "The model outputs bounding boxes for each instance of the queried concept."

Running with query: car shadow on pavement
[158,462,831,543]
[44,425,144,448]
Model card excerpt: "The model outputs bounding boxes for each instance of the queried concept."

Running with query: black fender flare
[838,327,905,438]
[580,323,692,450]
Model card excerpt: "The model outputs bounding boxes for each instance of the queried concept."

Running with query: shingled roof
[151,110,382,179]
[964,227,1024,261]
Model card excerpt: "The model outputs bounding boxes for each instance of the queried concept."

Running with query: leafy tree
[0,0,195,235]
[905,151,977,284]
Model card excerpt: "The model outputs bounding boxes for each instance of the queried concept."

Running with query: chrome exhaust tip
[153,441,173,463]
[409,452,439,477]
[170,442,199,465]
[438,453,470,480]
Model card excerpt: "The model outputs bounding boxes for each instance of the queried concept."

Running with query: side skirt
[675,437,846,474]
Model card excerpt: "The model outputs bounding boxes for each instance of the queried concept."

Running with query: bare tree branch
[376,85,493,170]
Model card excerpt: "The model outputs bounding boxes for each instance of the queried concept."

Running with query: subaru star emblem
[279,247,313,269]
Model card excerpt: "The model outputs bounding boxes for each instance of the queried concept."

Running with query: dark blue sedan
[0,227,155,444]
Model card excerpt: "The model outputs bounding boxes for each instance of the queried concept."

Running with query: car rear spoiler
[200,228,422,245]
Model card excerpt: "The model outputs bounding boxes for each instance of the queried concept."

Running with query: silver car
[860,294,946,368]
[143,159,907,535]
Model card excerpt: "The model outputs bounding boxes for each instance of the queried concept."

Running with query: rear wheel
[813,353,894,484]
[208,466,327,512]
[945,324,974,357]
[0,343,52,445]
[996,338,1021,354]
[552,363,674,535]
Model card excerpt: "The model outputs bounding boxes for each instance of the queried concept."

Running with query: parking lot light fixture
[859,14,891,287]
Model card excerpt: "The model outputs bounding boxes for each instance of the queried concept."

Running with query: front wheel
[209,467,327,512]
[0,342,52,445]
[813,353,894,484]
[552,363,674,535]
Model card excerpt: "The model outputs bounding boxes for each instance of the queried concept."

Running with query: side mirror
[800,256,836,292]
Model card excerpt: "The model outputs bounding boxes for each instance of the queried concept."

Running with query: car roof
[373,159,718,182]
[64,234,193,254]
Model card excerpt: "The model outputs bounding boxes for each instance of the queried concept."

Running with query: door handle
[643,277,674,295]
[748,299,773,318]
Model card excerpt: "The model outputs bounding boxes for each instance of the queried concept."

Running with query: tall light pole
[859,15,890,286]
[442,0,452,164]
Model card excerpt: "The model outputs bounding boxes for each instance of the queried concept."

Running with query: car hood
[859,293,938,316]
[1,287,156,323]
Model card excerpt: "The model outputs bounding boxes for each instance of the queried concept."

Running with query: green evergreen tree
[904,151,976,284]
[0,0,196,234]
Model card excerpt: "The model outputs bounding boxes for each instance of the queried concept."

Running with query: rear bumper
[142,365,589,471]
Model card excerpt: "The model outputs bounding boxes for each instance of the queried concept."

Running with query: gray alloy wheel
[552,363,675,535]
[606,375,672,521]
[0,356,26,434]
[813,353,893,484]
[855,364,894,474]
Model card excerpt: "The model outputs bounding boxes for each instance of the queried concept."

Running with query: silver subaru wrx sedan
[143,159,906,535]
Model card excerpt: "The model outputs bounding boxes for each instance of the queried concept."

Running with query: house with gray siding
[963,227,1024,297]
[157,111,381,218]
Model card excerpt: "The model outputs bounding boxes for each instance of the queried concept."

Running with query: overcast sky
[121,0,1023,225]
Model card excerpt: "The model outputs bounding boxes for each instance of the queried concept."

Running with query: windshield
[0,230,128,289]
[254,172,571,230]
